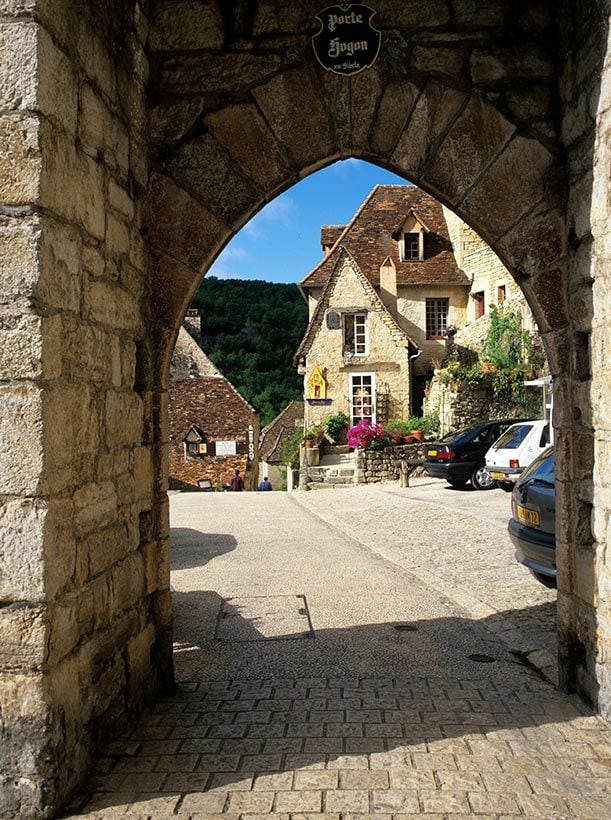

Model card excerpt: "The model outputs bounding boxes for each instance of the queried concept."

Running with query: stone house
[258,400,304,488]
[295,185,538,428]
[169,327,259,490]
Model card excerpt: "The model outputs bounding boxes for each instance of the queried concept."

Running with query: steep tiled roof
[259,400,305,463]
[321,225,345,249]
[294,248,417,365]
[301,185,469,288]
[169,377,256,441]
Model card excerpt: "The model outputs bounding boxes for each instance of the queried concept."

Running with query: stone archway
[1,1,609,816]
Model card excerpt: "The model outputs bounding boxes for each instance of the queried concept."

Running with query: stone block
[150,0,223,50]
[0,498,47,600]
[522,268,568,332]
[0,383,43,496]
[149,249,198,331]
[0,312,43,380]
[38,215,82,312]
[106,211,130,257]
[158,51,280,96]
[471,46,554,85]
[77,26,115,102]
[370,80,419,160]
[127,623,155,694]
[73,481,118,539]
[38,25,78,136]
[168,132,261,229]
[204,103,290,193]
[252,66,334,170]
[108,178,134,219]
[79,84,128,175]
[351,66,383,155]
[424,95,515,206]
[461,135,556,242]
[47,595,81,665]
[42,384,99,493]
[392,80,467,181]
[111,551,145,615]
[0,21,37,111]
[0,115,41,203]
[77,634,126,724]
[497,210,565,277]
[0,603,47,671]
[149,97,203,145]
[0,670,50,776]
[148,173,229,271]
[85,522,131,579]
[105,389,143,450]
[412,46,465,82]
[86,279,142,332]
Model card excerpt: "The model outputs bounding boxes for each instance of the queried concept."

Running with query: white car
[485,419,550,490]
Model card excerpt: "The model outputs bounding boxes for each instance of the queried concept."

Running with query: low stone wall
[356,443,425,484]
[424,377,529,436]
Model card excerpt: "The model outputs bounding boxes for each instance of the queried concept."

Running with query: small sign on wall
[215,440,237,456]
[312,4,381,76]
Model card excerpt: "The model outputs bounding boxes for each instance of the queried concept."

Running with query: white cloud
[244,195,295,238]
[207,244,248,279]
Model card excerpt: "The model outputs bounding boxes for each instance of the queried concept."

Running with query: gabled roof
[301,185,469,288]
[170,326,223,381]
[259,400,305,463]
[294,247,417,365]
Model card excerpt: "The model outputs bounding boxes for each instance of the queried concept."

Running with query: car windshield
[520,446,554,484]
[440,425,490,445]
[492,423,536,450]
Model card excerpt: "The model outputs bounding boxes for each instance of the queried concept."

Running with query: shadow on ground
[64,595,606,818]
[170,529,238,571]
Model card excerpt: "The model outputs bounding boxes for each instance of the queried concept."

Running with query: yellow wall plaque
[307,365,327,399]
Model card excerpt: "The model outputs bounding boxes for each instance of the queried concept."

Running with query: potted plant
[323,411,349,444]
[302,427,317,448]
[384,419,412,445]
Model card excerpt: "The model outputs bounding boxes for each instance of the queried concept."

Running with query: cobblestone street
[66,486,611,818]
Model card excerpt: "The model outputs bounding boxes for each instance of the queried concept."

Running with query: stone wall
[423,377,532,437]
[356,444,424,484]
[0,2,164,815]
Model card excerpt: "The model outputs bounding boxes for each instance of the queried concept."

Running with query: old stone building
[259,399,304,488]
[1,1,610,815]
[295,185,539,427]
[168,327,259,490]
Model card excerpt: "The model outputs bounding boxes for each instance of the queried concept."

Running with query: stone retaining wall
[357,444,425,484]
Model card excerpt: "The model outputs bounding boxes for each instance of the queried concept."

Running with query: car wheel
[530,570,557,589]
[447,479,467,488]
[470,465,495,490]
[496,481,514,492]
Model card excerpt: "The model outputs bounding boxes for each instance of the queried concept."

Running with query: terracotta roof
[259,400,305,463]
[169,376,256,441]
[294,248,417,366]
[301,185,469,288]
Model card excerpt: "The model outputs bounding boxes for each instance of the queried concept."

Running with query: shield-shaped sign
[312,4,381,77]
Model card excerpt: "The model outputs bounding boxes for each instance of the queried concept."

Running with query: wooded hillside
[192,277,309,427]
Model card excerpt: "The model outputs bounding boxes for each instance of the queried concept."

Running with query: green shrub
[323,411,349,443]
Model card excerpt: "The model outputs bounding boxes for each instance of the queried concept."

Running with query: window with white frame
[425,298,449,339]
[401,231,424,261]
[343,313,367,355]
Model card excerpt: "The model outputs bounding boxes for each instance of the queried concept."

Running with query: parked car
[485,419,550,490]
[508,446,556,588]
[424,418,530,490]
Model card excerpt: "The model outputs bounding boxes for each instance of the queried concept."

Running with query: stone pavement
[65,490,611,818]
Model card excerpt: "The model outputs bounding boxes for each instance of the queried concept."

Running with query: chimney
[379,256,397,319]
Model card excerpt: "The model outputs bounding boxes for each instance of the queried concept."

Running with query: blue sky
[207,159,406,284]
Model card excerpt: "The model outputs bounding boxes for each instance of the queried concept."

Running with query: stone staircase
[306,446,357,490]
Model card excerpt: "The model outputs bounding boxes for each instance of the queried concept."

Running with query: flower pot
[304,439,314,448]
[411,429,424,442]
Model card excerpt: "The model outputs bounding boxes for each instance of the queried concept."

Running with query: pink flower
[347,418,386,449]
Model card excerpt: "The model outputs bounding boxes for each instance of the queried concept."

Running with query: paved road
[66,486,611,819]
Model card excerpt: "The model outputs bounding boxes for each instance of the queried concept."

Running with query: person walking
[228,468,244,492]
[258,476,272,491]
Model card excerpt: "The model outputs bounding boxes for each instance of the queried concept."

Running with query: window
[497,285,506,303]
[343,313,367,355]
[400,231,424,262]
[473,290,485,318]
[425,298,449,339]
[350,373,375,425]
[186,441,199,456]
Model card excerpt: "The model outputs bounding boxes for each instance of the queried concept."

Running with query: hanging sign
[307,365,328,399]
[312,4,381,76]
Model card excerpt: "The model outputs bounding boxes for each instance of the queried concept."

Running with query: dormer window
[402,232,422,261]
[398,210,428,261]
